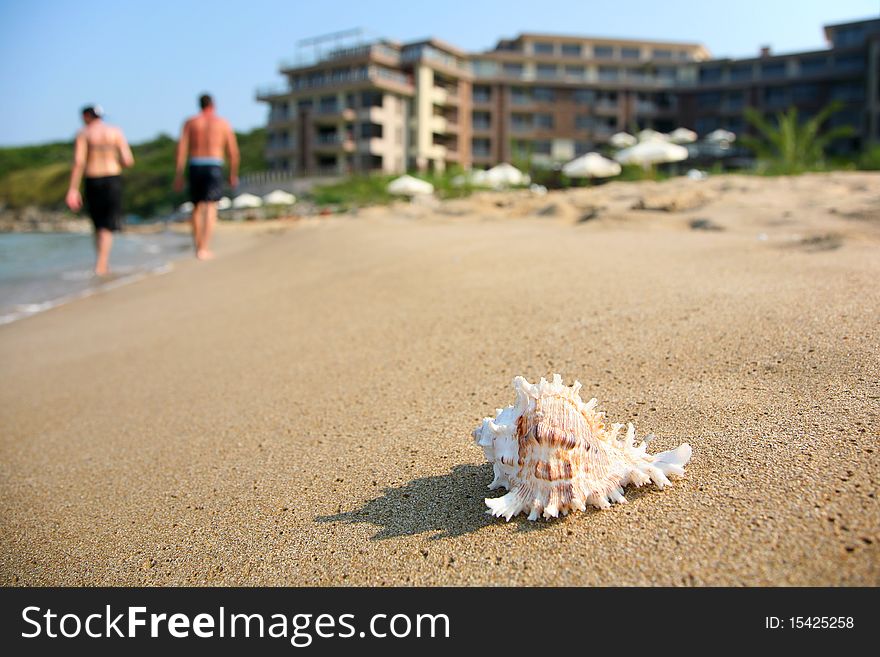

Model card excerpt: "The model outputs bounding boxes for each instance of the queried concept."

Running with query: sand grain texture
[1,172,878,585]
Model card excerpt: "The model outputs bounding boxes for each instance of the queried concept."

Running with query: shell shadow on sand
[315,463,560,540]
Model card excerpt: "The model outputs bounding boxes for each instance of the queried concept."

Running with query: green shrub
[858,145,880,170]
[741,102,854,175]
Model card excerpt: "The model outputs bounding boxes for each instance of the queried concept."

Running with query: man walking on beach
[66,105,135,275]
[174,94,240,260]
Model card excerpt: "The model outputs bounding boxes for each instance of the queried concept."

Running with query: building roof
[402,37,469,59]
[823,17,880,42]
[489,32,709,53]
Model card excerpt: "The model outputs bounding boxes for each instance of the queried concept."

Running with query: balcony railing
[314,133,343,145]
[257,66,412,99]
[279,42,400,70]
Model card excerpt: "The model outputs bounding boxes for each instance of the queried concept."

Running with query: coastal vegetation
[741,102,855,175]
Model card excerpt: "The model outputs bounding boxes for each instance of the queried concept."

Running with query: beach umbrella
[636,129,669,142]
[529,183,548,196]
[262,189,296,205]
[232,193,263,209]
[669,127,698,144]
[470,170,489,186]
[387,175,434,196]
[217,197,232,210]
[178,201,194,213]
[483,163,528,188]
[705,129,736,145]
[562,152,621,179]
[609,132,637,149]
[614,140,689,168]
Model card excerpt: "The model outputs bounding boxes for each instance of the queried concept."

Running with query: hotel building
[257,17,878,176]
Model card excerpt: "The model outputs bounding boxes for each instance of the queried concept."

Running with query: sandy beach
[1,171,878,586]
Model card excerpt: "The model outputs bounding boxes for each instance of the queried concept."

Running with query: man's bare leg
[94,228,112,275]
[197,202,217,260]
[190,203,204,255]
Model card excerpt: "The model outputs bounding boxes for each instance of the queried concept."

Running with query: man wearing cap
[174,94,239,260]
[66,105,135,275]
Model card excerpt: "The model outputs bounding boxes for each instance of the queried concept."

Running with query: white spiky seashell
[472,375,692,521]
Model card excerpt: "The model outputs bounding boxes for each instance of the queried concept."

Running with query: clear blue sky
[0,0,877,146]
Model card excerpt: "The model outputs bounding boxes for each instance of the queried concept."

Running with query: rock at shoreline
[633,189,712,212]
[0,206,91,233]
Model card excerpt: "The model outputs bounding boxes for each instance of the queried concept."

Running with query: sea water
[0,231,193,324]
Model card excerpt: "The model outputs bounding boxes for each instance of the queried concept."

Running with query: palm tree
[741,101,854,174]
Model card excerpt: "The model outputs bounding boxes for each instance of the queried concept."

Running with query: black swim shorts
[188,164,224,204]
[84,175,123,232]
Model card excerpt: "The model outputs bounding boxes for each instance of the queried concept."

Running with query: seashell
[472,374,692,521]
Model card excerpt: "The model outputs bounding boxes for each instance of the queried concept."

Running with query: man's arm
[117,129,134,168]
[226,121,240,188]
[173,120,190,192]
[65,132,87,211]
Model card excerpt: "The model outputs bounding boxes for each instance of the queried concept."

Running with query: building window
[598,66,619,81]
[319,95,338,114]
[471,60,498,76]
[503,62,524,77]
[697,91,722,109]
[533,87,555,102]
[535,113,554,129]
[763,87,788,108]
[799,56,828,75]
[532,140,552,155]
[653,49,673,60]
[359,154,383,170]
[594,45,614,59]
[360,91,383,107]
[831,25,867,48]
[656,66,677,80]
[472,111,492,130]
[511,113,534,132]
[831,82,865,102]
[297,99,314,111]
[699,67,722,83]
[564,65,585,78]
[627,69,652,83]
[730,64,752,82]
[724,90,745,110]
[533,42,555,55]
[536,64,557,79]
[472,138,491,156]
[695,117,720,134]
[790,84,819,103]
[575,114,593,130]
[511,87,532,104]
[473,85,492,103]
[359,122,383,139]
[621,47,641,60]
[834,53,864,72]
[760,61,787,79]
[561,43,582,57]
[573,88,595,103]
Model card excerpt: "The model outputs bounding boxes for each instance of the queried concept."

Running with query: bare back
[184,113,231,160]
[79,122,131,177]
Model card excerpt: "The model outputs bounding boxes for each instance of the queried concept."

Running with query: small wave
[0,262,175,326]
[61,270,95,281]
